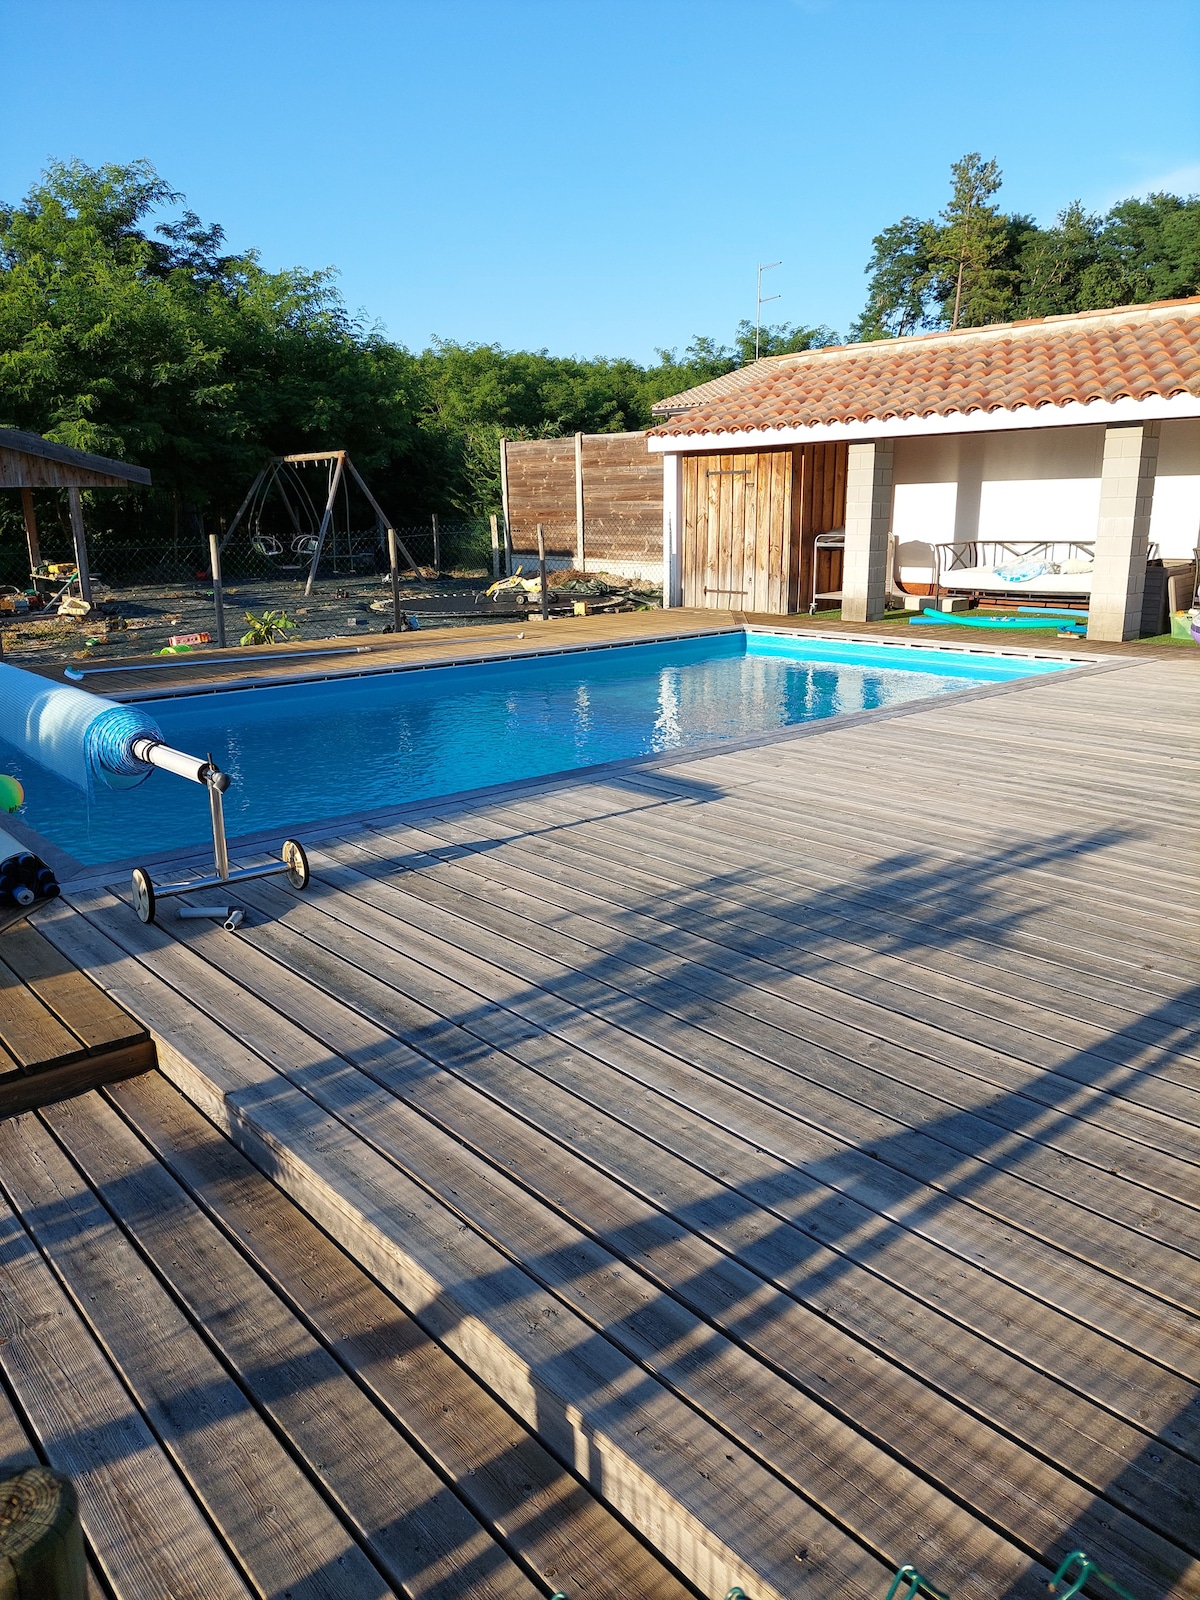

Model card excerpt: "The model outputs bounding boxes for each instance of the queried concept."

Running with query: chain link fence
[1,514,663,668]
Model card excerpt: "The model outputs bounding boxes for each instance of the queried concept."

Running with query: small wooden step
[0,920,154,1117]
[0,1078,695,1600]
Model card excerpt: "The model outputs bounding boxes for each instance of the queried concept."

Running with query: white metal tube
[130,738,211,785]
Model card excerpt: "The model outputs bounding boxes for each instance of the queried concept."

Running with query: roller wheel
[131,868,156,924]
[281,839,309,891]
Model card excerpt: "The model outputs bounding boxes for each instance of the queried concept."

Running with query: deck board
[319,827,1200,1229]
[0,919,154,1115]
[29,645,1200,1600]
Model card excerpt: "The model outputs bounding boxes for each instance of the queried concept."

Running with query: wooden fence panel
[501,433,662,570]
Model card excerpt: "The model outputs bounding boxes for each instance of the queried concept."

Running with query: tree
[852,155,1200,341]
[929,153,1011,329]
[1012,201,1103,319]
[732,320,841,362]
[851,217,939,340]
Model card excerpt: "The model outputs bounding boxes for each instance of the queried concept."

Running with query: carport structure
[0,428,152,607]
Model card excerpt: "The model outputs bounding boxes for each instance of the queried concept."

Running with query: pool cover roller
[0,661,309,922]
[0,662,165,793]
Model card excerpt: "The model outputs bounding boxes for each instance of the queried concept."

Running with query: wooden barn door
[681,450,793,612]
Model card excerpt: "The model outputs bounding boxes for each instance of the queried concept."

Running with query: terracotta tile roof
[650,358,790,416]
[648,297,1200,438]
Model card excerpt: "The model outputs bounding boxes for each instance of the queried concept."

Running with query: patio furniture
[931,539,1117,608]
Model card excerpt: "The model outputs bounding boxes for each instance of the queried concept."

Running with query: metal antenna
[755,261,782,360]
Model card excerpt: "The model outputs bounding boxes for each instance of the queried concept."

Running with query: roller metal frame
[128,738,309,925]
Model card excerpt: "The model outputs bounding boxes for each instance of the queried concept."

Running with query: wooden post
[65,489,93,607]
[208,533,226,648]
[343,458,419,574]
[489,514,501,582]
[499,437,512,550]
[303,452,346,597]
[431,513,441,576]
[503,516,514,576]
[537,523,549,621]
[20,488,40,571]
[0,1467,87,1599]
[574,432,586,572]
[218,465,267,554]
[388,527,403,633]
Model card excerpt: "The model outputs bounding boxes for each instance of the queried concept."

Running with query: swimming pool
[7,631,1070,866]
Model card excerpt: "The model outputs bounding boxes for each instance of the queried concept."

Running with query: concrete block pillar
[1087,421,1160,642]
[842,439,893,622]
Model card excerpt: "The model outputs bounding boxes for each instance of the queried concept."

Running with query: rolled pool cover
[0,662,164,793]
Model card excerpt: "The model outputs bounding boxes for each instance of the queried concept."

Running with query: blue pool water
[6,632,1068,866]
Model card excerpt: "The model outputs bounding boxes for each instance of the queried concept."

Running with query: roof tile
[648,298,1200,438]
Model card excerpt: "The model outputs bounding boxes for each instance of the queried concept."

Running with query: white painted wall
[1150,418,1200,558]
[889,423,1199,584]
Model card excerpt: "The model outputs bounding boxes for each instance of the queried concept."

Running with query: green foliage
[4,152,1198,557]
[929,153,1010,329]
[854,154,1200,338]
[240,608,297,645]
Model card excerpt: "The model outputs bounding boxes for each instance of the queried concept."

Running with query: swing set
[219,450,419,596]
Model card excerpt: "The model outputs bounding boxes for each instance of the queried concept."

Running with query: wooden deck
[0,1077,690,1600]
[32,609,745,699]
[0,917,154,1116]
[11,639,1200,1599]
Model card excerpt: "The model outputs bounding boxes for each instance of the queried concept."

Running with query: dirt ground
[1,567,664,668]
[1,571,521,667]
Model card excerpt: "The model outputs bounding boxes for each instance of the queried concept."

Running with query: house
[647,297,1200,640]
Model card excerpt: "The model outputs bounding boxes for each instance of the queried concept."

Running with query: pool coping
[36,635,1137,890]
[65,618,1099,702]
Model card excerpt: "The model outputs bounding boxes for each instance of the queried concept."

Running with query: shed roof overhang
[645,388,1200,452]
[0,428,152,489]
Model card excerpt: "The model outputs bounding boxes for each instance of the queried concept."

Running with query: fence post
[503,517,514,576]
[388,527,403,633]
[431,513,440,576]
[574,432,586,572]
[20,488,40,570]
[489,515,500,582]
[537,524,549,622]
[208,532,226,649]
[66,489,93,608]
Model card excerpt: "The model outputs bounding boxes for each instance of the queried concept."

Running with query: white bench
[931,540,1106,606]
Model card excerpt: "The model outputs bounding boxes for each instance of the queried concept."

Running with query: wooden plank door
[681,451,793,611]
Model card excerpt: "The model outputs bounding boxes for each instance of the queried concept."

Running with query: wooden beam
[574,433,586,572]
[217,467,267,555]
[302,455,346,597]
[342,458,419,574]
[20,488,40,570]
[66,490,93,607]
[499,438,512,561]
[0,1039,155,1125]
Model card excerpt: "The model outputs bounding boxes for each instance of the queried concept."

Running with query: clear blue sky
[2,0,1198,364]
